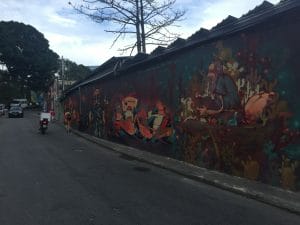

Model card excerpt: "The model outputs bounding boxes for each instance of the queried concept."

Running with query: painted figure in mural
[89,88,106,138]
[244,92,276,124]
[242,155,260,180]
[147,101,173,140]
[135,108,153,139]
[112,104,123,136]
[197,59,241,118]
[122,96,137,121]
[113,97,174,142]
[180,97,196,122]
[113,96,138,136]
[279,155,297,190]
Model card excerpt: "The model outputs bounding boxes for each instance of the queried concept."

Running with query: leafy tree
[0,21,59,97]
[59,58,91,82]
[0,69,20,105]
[69,0,186,54]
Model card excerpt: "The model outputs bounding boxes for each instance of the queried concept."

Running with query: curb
[71,128,300,215]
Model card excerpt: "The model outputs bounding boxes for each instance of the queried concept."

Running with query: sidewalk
[71,128,300,215]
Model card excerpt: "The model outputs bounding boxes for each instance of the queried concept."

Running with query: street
[0,111,299,225]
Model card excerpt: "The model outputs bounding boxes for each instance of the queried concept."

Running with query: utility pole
[61,56,65,91]
[135,0,142,53]
[140,0,146,53]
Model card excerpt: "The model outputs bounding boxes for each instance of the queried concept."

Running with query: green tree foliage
[60,58,91,81]
[0,21,59,96]
[0,69,21,105]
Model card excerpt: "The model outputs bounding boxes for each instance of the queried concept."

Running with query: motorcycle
[39,118,49,134]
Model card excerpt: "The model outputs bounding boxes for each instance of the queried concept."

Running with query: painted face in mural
[122,96,138,121]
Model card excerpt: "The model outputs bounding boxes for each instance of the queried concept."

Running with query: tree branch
[69,0,186,54]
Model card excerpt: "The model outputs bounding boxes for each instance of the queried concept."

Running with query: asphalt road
[0,110,299,225]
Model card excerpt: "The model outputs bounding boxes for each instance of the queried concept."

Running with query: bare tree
[69,0,186,54]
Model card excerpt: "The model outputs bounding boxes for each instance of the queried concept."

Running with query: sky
[0,0,281,66]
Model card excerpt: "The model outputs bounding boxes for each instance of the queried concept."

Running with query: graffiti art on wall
[87,88,106,138]
[112,95,175,144]
[64,24,300,191]
[177,42,299,190]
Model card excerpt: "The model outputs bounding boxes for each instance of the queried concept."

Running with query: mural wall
[64,15,300,191]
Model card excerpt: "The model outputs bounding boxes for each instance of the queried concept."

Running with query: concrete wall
[63,11,300,191]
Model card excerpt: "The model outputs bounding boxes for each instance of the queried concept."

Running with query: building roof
[150,46,167,56]
[188,28,210,42]
[64,56,131,94]
[63,0,300,97]
[167,38,186,50]
[241,1,274,18]
[211,15,238,31]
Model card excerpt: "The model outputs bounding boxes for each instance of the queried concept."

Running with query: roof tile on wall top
[241,1,274,18]
[184,1,279,44]
[187,28,210,42]
[149,38,186,57]
[147,38,186,58]
[277,0,300,8]
[85,56,130,79]
[150,46,166,56]
[113,0,298,72]
[67,56,132,89]
[166,38,186,50]
[211,15,238,31]
[121,53,149,68]
[278,0,293,5]
[105,0,297,71]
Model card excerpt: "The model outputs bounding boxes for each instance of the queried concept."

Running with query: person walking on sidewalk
[64,110,72,133]
[50,110,55,122]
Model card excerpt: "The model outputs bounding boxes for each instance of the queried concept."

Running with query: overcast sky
[0,0,281,66]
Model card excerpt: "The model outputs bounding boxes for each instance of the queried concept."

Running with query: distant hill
[87,66,98,71]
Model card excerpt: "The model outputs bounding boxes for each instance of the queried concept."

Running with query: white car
[10,99,28,109]
[0,104,5,116]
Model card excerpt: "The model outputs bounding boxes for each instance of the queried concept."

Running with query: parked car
[8,106,24,118]
[12,99,28,109]
[10,100,21,108]
[0,104,5,116]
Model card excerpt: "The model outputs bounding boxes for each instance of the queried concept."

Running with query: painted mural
[176,41,299,191]
[64,16,300,191]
